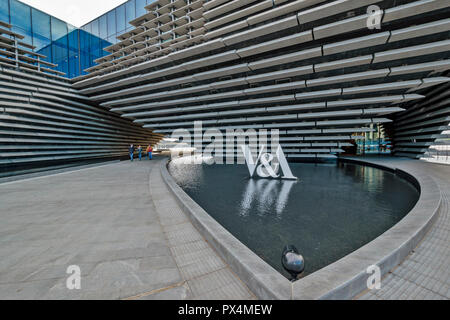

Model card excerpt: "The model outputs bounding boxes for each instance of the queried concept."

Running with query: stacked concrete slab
[0,23,162,175]
[72,0,450,159]
[394,79,450,160]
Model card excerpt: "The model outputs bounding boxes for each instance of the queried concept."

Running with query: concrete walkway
[0,158,253,300]
[355,157,450,300]
[0,155,448,300]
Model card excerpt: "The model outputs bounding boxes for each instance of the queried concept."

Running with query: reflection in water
[168,161,419,279]
[240,179,296,219]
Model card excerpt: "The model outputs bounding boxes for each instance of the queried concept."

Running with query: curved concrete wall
[394,79,450,160]
[72,0,450,160]
[0,64,162,175]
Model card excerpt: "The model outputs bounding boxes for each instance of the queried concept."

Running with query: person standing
[138,145,142,161]
[147,145,153,160]
[129,144,135,161]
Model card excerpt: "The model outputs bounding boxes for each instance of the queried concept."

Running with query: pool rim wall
[160,157,442,300]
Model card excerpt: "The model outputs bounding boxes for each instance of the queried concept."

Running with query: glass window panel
[51,16,68,41]
[91,19,99,37]
[90,33,101,58]
[33,33,51,54]
[67,25,79,57]
[101,39,111,57]
[79,29,90,52]
[79,49,90,75]
[107,35,118,45]
[0,0,9,24]
[31,9,50,38]
[116,4,126,33]
[52,43,67,66]
[52,45,69,75]
[2,0,162,78]
[11,26,32,46]
[136,0,147,17]
[126,0,136,25]
[107,10,116,36]
[38,45,52,63]
[81,23,91,35]
[51,16,68,75]
[68,55,79,78]
[10,0,31,31]
[99,15,107,38]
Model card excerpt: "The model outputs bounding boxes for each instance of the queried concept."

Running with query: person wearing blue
[147,145,153,160]
[138,145,142,161]
[129,144,135,161]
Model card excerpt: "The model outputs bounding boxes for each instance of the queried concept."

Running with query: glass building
[0,0,154,78]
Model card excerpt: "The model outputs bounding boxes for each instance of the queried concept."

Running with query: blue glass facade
[0,0,154,78]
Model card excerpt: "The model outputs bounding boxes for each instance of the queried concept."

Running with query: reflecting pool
[168,161,419,279]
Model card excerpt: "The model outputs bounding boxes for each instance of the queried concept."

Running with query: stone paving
[0,157,253,300]
[0,155,448,300]
[356,157,450,300]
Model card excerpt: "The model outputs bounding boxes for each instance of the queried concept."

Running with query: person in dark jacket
[129,144,135,161]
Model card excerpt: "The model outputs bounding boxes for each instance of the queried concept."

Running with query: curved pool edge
[160,157,442,300]
[303,157,442,300]
[159,159,292,300]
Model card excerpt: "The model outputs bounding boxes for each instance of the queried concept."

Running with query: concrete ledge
[160,157,442,300]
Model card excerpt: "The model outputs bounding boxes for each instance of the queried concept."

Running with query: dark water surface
[168,161,419,279]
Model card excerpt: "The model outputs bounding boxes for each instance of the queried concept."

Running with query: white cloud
[20,0,129,27]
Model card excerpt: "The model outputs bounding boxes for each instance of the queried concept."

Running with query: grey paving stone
[165,223,205,247]
[191,281,254,300]
[0,160,252,300]
[352,157,450,301]
[187,268,245,297]
[0,279,60,300]
[137,283,192,300]
[139,255,178,271]
[173,247,222,268]
[170,240,211,257]
[179,258,227,280]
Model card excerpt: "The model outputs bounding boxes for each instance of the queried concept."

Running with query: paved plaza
[0,157,253,300]
[0,156,448,300]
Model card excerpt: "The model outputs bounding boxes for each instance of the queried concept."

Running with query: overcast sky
[20,0,128,27]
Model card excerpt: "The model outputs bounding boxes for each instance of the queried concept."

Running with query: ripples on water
[168,161,419,279]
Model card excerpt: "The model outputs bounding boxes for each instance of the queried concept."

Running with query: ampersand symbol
[367,5,382,30]
[256,153,280,178]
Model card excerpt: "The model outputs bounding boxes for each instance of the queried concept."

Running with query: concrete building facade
[70,0,450,161]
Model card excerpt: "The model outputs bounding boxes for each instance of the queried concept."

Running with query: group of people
[129,144,153,161]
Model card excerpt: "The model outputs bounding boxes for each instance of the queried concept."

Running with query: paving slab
[0,158,254,300]
[354,157,450,300]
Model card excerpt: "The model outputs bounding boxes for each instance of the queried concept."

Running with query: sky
[20,0,128,27]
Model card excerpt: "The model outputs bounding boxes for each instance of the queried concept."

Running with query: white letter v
[241,144,265,177]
